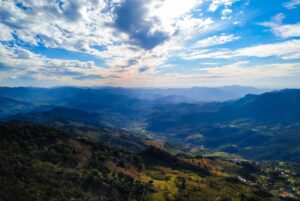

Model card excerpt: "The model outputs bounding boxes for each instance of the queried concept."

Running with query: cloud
[114,0,169,50]
[138,66,149,73]
[196,61,300,79]
[113,0,206,50]
[2,0,298,88]
[120,61,300,88]
[182,39,300,60]
[221,8,233,19]
[193,33,240,48]
[208,0,239,12]
[0,43,107,81]
[0,23,13,41]
[260,14,300,38]
[284,0,300,9]
[0,0,219,75]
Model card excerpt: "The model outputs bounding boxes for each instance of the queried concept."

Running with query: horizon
[1,0,300,88]
[0,84,295,91]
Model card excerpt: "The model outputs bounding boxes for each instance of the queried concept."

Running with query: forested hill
[1,122,300,201]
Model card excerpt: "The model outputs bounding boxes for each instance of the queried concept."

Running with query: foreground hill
[1,122,300,201]
[0,122,147,201]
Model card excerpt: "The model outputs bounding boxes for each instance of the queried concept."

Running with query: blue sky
[0,0,300,88]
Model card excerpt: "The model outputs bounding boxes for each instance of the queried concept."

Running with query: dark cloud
[0,7,29,29]
[37,67,103,80]
[114,0,168,50]
[0,63,11,70]
[107,74,121,79]
[127,58,139,66]
[73,74,103,80]
[138,66,149,73]
[40,1,82,22]
[60,1,82,22]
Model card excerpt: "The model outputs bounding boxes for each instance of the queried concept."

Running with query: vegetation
[1,122,299,201]
[0,123,147,201]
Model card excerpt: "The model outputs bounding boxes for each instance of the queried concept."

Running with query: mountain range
[1,86,300,200]
[1,86,299,163]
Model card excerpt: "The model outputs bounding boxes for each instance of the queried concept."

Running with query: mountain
[135,85,263,102]
[1,87,300,163]
[146,89,300,163]
[148,89,300,129]
[0,85,263,104]
[218,89,300,122]
[6,107,103,126]
[1,122,299,201]
[0,96,36,117]
[6,107,147,151]
[0,122,148,201]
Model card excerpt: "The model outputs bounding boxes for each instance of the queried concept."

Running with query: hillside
[6,107,147,151]
[0,122,147,201]
[1,122,300,201]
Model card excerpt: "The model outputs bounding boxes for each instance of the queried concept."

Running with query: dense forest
[1,122,299,201]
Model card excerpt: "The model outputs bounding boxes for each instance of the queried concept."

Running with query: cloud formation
[114,0,169,50]
[284,0,300,9]
[260,14,300,38]
[182,39,300,60]
[0,0,299,88]
[194,33,240,48]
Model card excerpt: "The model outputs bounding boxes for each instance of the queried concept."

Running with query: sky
[0,0,300,88]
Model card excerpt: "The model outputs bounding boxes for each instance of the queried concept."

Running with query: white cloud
[0,0,222,76]
[194,33,240,48]
[3,0,297,88]
[260,14,300,38]
[0,24,13,41]
[0,43,108,81]
[125,61,300,88]
[196,61,300,80]
[208,0,239,12]
[284,0,300,9]
[147,0,203,34]
[183,39,300,60]
[221,8,233,19]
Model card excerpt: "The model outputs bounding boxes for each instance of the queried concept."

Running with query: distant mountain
[219,89,300,122]
[148,89,300,131]
[137,85,264,102]
[146,89,300,163]
[0,86,265,127]
[0,85,264,104]
[0,96,35,117]
[2,86,299,163]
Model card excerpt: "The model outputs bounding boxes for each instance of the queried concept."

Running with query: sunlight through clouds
[0,0,300,87]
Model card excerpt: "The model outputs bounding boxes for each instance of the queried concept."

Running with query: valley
[0,86,300,200]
